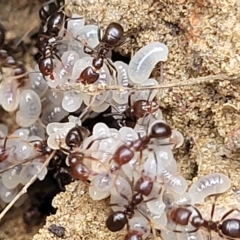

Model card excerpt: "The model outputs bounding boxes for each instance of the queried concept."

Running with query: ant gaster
[77,22,126,84]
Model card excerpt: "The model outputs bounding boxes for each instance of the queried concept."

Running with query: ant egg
[40,103,68,125]
[1,166,21,189]
[98,137,118,153]
[128,217,150,239]
[52,51,79,86]
[176,226,205,240]
[0,185,18,203]
[70,58,89,80]
[67,13,85,37]
[146,191,166,215]
[16,111,38,128]
[128,42,169,83]
[29,65,49,97]
[0,81,21,112]
[138,203,168,230]
[19,89,42,121]
[110,176,132,206]
[163,172,188,196]
[119,127,138,144]
[188,173,231,204]
[14,142,33,161]
[19,162,47,184]
[89,172,112,200]
[0,124,8,138]
[12,128,29,140]
[89,185,111,200]
[93,122,110,139]
[143,152,159,177]
[82,64,111,108]
[72,25,99,53]
[46,89,64,105]
[112,61,131,104]
[62,91,82,112]
[133,78,159,101]
[46,122,68,135]
[31,162,48,181]
[90,92,112,113]
[169,130,184,149]
[47,122,75,149]
[155,146,175,170]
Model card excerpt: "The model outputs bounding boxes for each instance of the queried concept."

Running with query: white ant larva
[128,42,169,84]
[188,173,231,204]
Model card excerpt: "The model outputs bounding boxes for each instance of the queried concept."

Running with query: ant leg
[220,208,240,222]
[105,58,118,81]
[115,38,131,48]
[53,53,63,65]
[97,22,103,42]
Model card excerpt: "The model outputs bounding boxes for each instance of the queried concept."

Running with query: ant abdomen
[149,121,172,139]
[106,211,127,232]
[221,219,240,238]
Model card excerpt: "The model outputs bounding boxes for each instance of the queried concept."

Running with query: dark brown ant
[76,22,126,84]
[106,121,172,172]
[105,97,159,128]
[106,173,161,239]
[59,125,97,183]
[106,192,144,232]
[168,203,240,239]
[37,4,82,79]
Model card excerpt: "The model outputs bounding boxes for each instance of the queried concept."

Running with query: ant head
[46,11,65,36]
[102,22,124,47]
[65,125,89,149]
[106,210,127,232]
[149,121,172,139]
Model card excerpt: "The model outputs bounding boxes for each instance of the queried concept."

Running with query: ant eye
[149,121,172,139]
[106,211,127,232]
